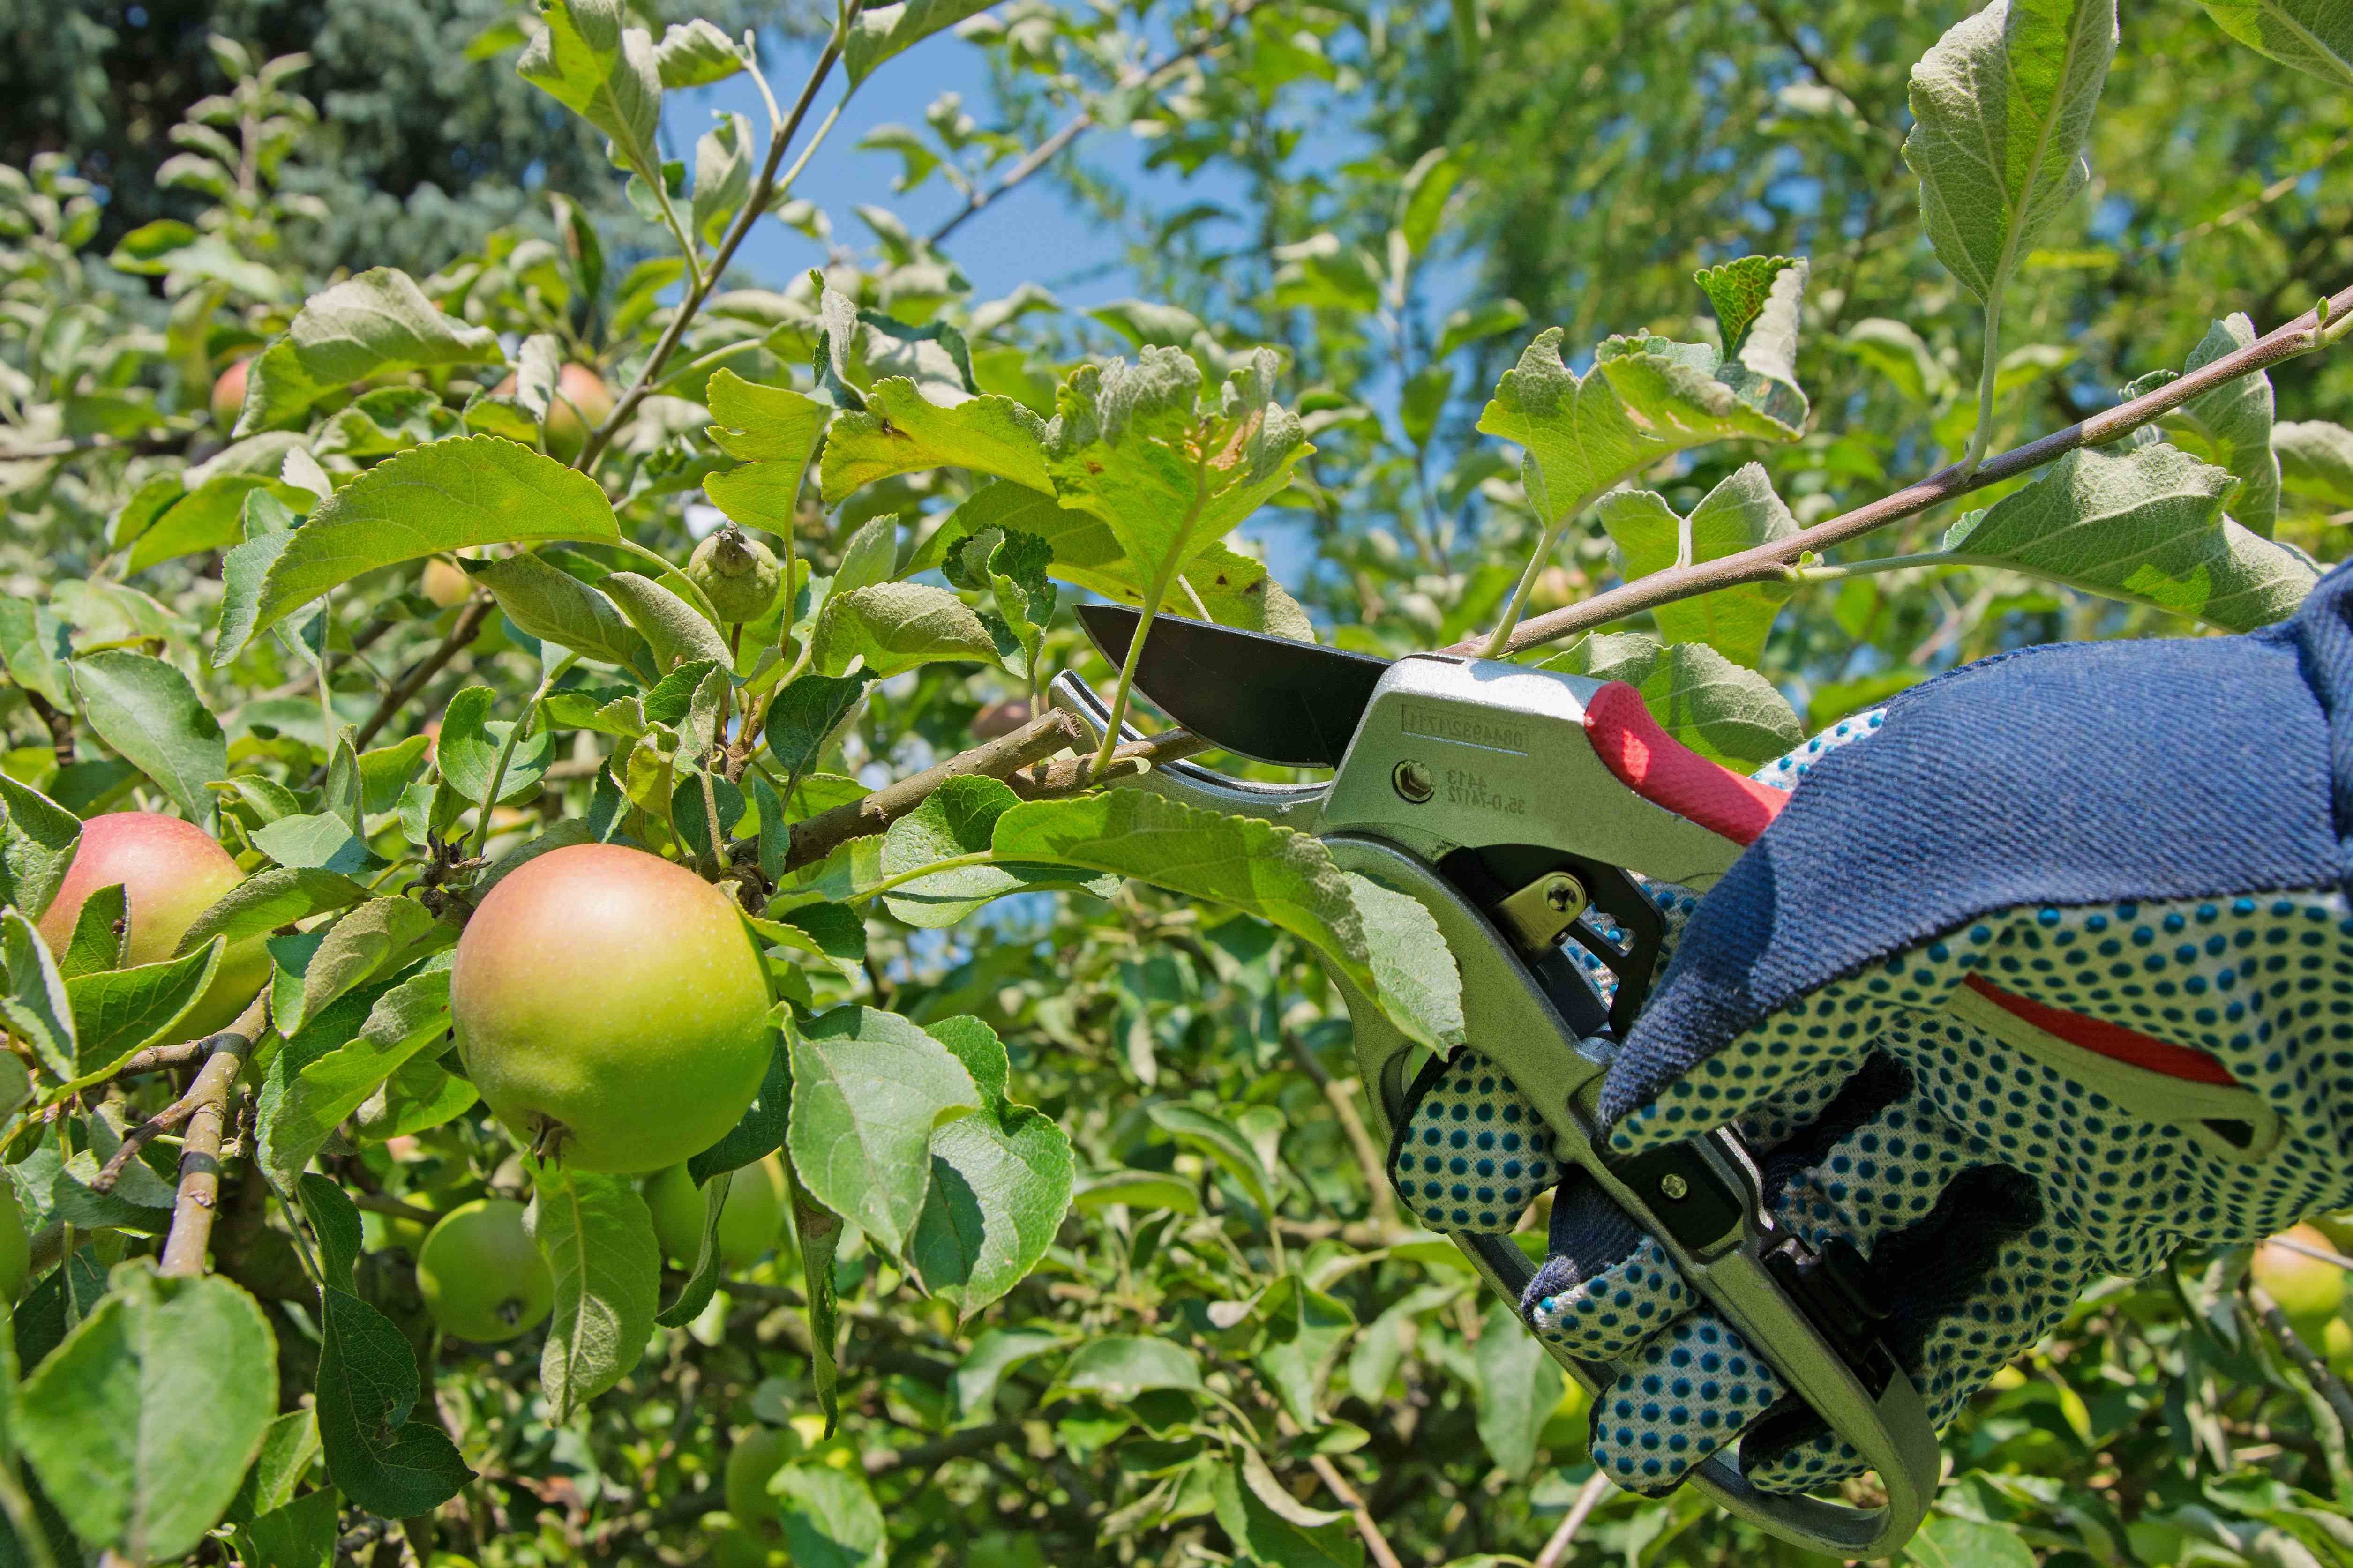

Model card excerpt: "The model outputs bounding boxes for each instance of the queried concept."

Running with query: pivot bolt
[1657,1173,1690,1202]
[1392,760,1435,804]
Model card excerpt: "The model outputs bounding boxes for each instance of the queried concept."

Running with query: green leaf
[314,1284,472,1516]
[820,381,1052,502]
[59,882,128,978]
[66,940,223,1076]
[1,908,74,1079]
[906,482,1305,635]
[1253,1274,1356,1429]
[0,774,83,921]
[955,1327,1063,1419]
[1435,298,1531,362]
[17,1264,278,1561]
[992,791,1463,1051]
[1476,308,1807,534]
[1941,441,2316,630]
[769,1464,886,1568]
[214,436,622,663]
[2202,0,2353,88]
[1345,873,1469,1053]
[1902,0,2118,306]
[518,0,663,180]
[296,1171,366,1291]
[463,553,655,676]
[0,596,74,711]
[526,1159,663,1420]
[235,269,503,435]
[692,111,753,249]
[1902,1515,2040,1568]
[126,475,317,574]
[654,18,745,86]
[227,1408,322,1523]
[1841,317,1953,405]
[250,813,376,874]
[1696,255,1810,429]
[1148,1102,1278,1222]
[2157,314,2281,537]
[879,775,1116,927]
[1042,347,1311,585]
[230,1486,339,1568]
[811,582,999,677]
[654,1167,736,1330]
[764,672,872,780]
[910,1016,1074,1318]
[1212,1460,1364,1568]
[1073,1168,1200,1215]
[787,1005,981,1259]
[1595,463,1798,666]
[2276,419,2353,512]
[1543,632,1803,768]
[1056,1336,1205,1402]
[72,650,228,831]
[601,570,731,671]
[1396,145,1466,256]
[437,686,554,809]
[1471,1298,1559,1480]
[178,869,369,956]
[844,0,998,84]
[259,971,451,1191]
[789,1164,844,1432]
[704,369,829,535]
[280,897,443,1040]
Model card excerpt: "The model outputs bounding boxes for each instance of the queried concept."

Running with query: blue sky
[664,26,1229,307]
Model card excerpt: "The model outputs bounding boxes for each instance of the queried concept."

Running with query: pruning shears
[1061,605,1940,1560]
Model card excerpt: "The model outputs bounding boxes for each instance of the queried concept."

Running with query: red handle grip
[1582,680,1791,847]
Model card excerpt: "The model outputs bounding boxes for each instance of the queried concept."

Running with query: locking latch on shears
[1058,605,1942,1560]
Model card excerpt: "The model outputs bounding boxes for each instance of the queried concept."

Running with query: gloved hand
[1390,564,2353,1496]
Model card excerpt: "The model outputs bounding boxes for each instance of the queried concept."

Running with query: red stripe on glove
[1961,975,2242,1087]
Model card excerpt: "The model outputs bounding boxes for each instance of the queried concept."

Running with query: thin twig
[577,4,865,471]
[352,1191,441,1226]
[1533,1470,1613,1568]
[105,1037,211,1080]
[157,995,268,1277]
[1463,278,2353,658]
[783,709,1085,872]
[2119,130,2353,263]
[928,0,1266,246]
[92,1086,209,1193]
[2250,1283,2353,1433]
[351,595,494,752]
[1007,728,1210,799]
[1308,1454,1404,1568]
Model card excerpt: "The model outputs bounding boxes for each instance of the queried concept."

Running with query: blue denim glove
[1392,561,2353,1496]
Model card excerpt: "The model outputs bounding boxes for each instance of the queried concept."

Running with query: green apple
[37,812,271,1038]
[494,363,614,462]
[724,1424,802,1538]
[645,1154,786,1269]
[451,844,772,1173]
[686,526,783,624]
[416,1197,554,1343]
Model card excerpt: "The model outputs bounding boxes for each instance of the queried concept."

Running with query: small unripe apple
[687,526,783,624]
[645,1153,786,1269]
[37,812,271,1038]
[416,1197,554,1343]
[0,1185,27,1303]
[451,844,773,1173]
[210,357,251,428]
[2253,1224,2346,1344]
[495,364,614,462]
[724,1424,802,1537]
[421,557,473,609]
